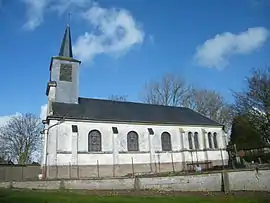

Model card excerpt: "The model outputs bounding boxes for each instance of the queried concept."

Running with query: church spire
[59,24,73,58]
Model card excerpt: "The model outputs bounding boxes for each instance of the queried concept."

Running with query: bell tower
[46,25,81,114]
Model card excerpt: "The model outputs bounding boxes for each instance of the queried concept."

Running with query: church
[42,25,229,179]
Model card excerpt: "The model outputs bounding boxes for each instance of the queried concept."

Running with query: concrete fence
[0,165,41,181]
[0,169,269,192]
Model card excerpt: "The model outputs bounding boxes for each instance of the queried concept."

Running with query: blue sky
[0,0,269,121]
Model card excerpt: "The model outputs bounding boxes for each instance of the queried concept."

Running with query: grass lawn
[0,189,270,203]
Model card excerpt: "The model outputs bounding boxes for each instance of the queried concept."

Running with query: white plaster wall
[45,119,228,166]
[78,154,114,165]
[50,59,79,104]
[118,153,150,164]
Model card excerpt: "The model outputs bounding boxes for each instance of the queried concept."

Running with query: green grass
[0,189,269,203]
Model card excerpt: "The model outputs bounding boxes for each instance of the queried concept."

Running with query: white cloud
[40,104,48,120]
[0,113,21,127]
[51,0,91,15]
[194,27,269,69]
[22,0,92,30]
[73,4,144,62]
[21,1,144,62]
[22,0,49,31]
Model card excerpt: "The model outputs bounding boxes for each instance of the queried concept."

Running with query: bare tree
[108,94,128,101]
[141,73,190,106]
[0,113,43,164]
[234,66,270,144]
[140,73,233,130]
[183,88,233,131]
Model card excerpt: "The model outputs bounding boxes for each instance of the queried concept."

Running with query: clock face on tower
[59,64,72,82]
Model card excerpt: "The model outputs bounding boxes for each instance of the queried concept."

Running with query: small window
[208,132,213,149]
[188,132,193,149]
[148,128,154,135]
[112,127,118,134]
[213,132,218,149]
[59,64,72,82]
[88,130,102,152]
[72,125,78,133]
[127,131,139,151]
[194,132,199,149]
[161,132,172,151]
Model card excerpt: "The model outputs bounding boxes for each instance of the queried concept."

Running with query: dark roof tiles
[50,97,222,126]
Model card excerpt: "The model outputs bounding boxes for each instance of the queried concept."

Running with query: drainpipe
[42,117,65,179]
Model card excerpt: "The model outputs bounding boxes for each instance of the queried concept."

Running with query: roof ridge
[78,97,189,109]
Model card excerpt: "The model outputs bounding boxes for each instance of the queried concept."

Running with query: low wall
[139,173,221,191]
[0,165,41,181]
[228,169,270,191]
[65,179,134,190]
[0,169,269,192]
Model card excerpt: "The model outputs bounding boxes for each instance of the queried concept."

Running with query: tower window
[60,64,72,82]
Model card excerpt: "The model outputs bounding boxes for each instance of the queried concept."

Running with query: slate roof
[59,25,73,58]
[49,97,222,126]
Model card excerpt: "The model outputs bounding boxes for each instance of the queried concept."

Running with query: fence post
[97,160,100,178]
[77,164,79,179]
[21,166,24,181]
[196,150,199,165]
[69,163,71,179]
[56,165,58,179]
[131,157,135,177]
[113,163,115,177]
[170,152,175,173]
[157,153,161,173]
[191,151,194,170]
[220,148,224,169]
[4,166,7,181]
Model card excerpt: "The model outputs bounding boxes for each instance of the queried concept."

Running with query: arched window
[188,132,193,149]
[194,132,199,149]
[213,132,218,149]
[88,130,102,152]
[127,131,139,151]
[208,132,213,149]
[161,132,172,151]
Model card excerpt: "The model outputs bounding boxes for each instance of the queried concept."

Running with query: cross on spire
[67,12,72,27]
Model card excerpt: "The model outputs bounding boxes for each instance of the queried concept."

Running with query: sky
[0,0,269,124]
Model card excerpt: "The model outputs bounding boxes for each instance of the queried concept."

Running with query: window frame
[188,132,193,150]
[127,131,139,152]
[161,132,172,151]
[213,132,218,149]
[88,130,102,152]
[194,132,199,149]
[208,132,213,149]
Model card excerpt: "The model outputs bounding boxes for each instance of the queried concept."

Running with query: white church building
[42,25,228,179]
